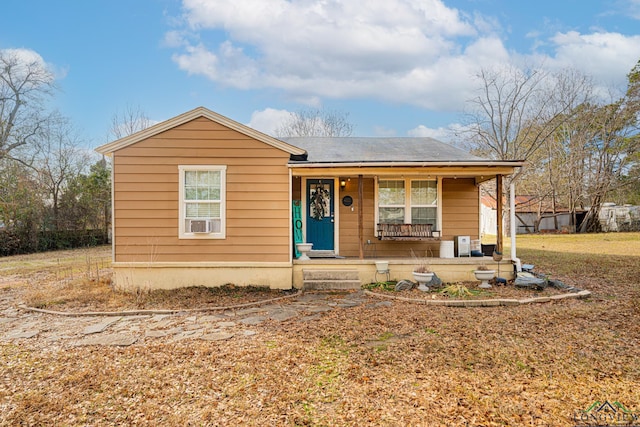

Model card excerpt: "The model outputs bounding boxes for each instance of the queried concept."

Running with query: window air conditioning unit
[189,219,212,233]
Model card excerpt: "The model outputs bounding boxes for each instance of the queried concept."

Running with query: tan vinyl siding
[117,147,283,158]
[112,117,291,263]
[115,156,287,166]
[337,177,373,257]
[337,176,479,258]
[441,178,479,240]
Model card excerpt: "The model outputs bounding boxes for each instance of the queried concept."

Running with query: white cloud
[247,108,292,136]
[547,31,640,87]
[0,48,58,79]
[408,125,441,137]
[408,124,453,141]
[172,44,220,80]
[169,0,640,112]
[171,0,484,109]
[2,48,45,66]
[163,30,186,48]
[408,122,472,144]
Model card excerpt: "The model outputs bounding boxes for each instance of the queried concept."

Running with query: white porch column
[510,181,522,272]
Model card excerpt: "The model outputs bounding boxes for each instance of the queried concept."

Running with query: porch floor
[292,256,514,289]
[294,255,504,264]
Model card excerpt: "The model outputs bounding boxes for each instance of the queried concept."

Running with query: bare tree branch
[275,108,353,137]
[109,104,152,140]
[0,49,55,162]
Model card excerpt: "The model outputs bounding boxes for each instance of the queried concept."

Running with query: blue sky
[2,0,640,148]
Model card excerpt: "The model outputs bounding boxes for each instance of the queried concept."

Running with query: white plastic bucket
[440,241,454,258]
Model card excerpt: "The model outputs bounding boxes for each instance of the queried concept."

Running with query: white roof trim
[95,106,306,156]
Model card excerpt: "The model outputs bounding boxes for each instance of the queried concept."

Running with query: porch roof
[283,137,521,165]
[284,137,524,179]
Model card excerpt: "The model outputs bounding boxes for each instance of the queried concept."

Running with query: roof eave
[95,106,306,156]
[288,160,525,168]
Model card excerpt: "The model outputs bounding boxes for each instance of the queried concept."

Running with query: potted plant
[413,263,434,291]
[410,249,434,291]
[296,242,313,260]
[473,264,495,288]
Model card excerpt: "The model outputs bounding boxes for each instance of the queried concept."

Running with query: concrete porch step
[302,269,361,290]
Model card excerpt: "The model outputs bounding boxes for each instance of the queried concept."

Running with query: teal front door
[306,179,335,251]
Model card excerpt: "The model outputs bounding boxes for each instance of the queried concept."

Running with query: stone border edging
[363,289,591,307]
[16,287,593,316]
[18,290,304,317]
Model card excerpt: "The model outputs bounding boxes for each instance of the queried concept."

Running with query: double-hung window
[377,178,438,227]
[179,165,226,239]
[378,180,406,224]
[410,180,437,226]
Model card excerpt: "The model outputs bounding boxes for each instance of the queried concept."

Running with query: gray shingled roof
[281,137,486,163]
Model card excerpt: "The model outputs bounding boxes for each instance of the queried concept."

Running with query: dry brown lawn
[1,233,639,426]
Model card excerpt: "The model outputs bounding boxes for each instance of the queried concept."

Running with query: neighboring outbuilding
[599,203,640,232]
[481,194,587,235]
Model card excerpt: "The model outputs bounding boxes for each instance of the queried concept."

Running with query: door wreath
[310,185,330,221]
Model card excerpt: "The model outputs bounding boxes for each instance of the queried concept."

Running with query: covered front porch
[290,170,514,255]
[289,171,516,288]
[285,136,523,290]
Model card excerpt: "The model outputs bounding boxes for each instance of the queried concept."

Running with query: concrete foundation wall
[112,258,515,291]
[113,263,293,291]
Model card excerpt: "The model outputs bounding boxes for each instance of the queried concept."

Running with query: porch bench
[377,223,439,241]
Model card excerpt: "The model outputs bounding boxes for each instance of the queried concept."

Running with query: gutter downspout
[510,181,522,272]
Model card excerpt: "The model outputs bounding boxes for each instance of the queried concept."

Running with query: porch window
[410,180,437,225]
[179,165,226,239]
[378,180,405,224]
[378,179,438,228]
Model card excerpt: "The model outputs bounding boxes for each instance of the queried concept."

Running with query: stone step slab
[302,268,361,290]
[303,269,360,281]
[303,280,362,290]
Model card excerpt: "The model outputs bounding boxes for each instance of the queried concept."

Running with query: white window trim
[409,179,438,225]
[178,165,227,239]
[375,177,441,232]
[378,179,406,223]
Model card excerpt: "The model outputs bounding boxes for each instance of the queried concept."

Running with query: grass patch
[440,283,485,298]
[2,246,293,312]
[510,232,640,257]
[362,281,397,291]
[25,280,289,312]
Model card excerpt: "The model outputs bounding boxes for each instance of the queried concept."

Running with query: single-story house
[96,107,524,290]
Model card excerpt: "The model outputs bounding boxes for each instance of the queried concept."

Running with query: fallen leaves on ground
[1,234,640,426]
